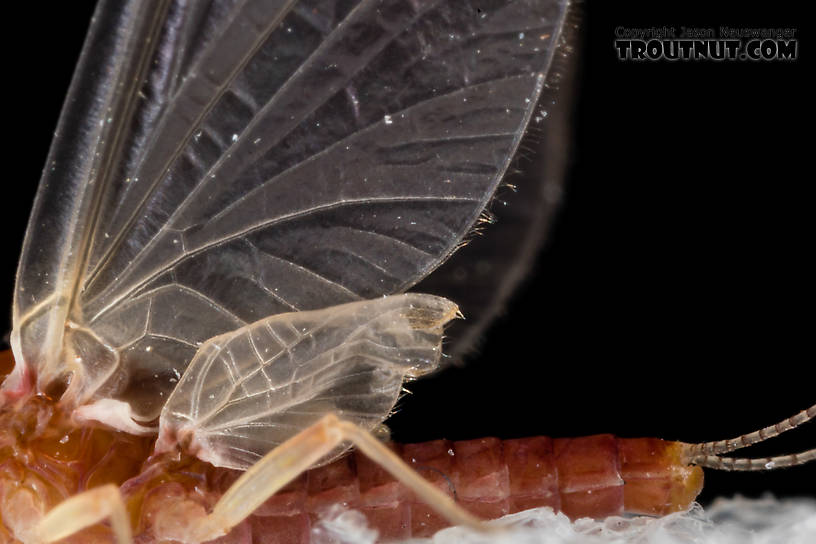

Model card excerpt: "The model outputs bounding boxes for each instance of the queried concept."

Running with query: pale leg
[33,483,131,544]
[194,413,487,542]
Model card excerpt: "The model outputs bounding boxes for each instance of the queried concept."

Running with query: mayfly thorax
[1,1,814,543]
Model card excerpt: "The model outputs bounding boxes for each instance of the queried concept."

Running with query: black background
[2,1,813,507]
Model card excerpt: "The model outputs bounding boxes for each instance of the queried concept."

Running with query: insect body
[0,390,702,542]
[2,1,815,543]
[2,376,813,542]
[2,0,578,541]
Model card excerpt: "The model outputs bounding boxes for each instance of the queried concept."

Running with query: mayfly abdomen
[2,367,813,543]
[123,419,813,543]
[105,433,700,542]
[1,356,701,541]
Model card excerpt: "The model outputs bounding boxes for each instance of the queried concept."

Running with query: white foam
[312,495,816,544]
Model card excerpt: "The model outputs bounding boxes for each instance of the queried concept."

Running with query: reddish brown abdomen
[157,434,702,542]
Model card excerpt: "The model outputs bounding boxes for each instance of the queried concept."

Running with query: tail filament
[685,403,816,471]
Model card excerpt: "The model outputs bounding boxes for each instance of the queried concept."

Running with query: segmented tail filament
[685,403,816,471]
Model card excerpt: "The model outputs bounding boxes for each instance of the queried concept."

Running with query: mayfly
[0,1,813,544]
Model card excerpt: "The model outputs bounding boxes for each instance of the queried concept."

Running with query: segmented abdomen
[0,385,704,544]
[135,434,703,542]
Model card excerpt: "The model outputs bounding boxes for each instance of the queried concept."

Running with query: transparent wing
[415,51,576,361]
[156,294,457,469]
[8,0,571,425]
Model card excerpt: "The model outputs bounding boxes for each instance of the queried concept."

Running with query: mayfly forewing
[413,43,576,363]
[5,0,571,437]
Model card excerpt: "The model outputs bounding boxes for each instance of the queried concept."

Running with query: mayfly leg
[194,414,487,542]
[34,484,131,544]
